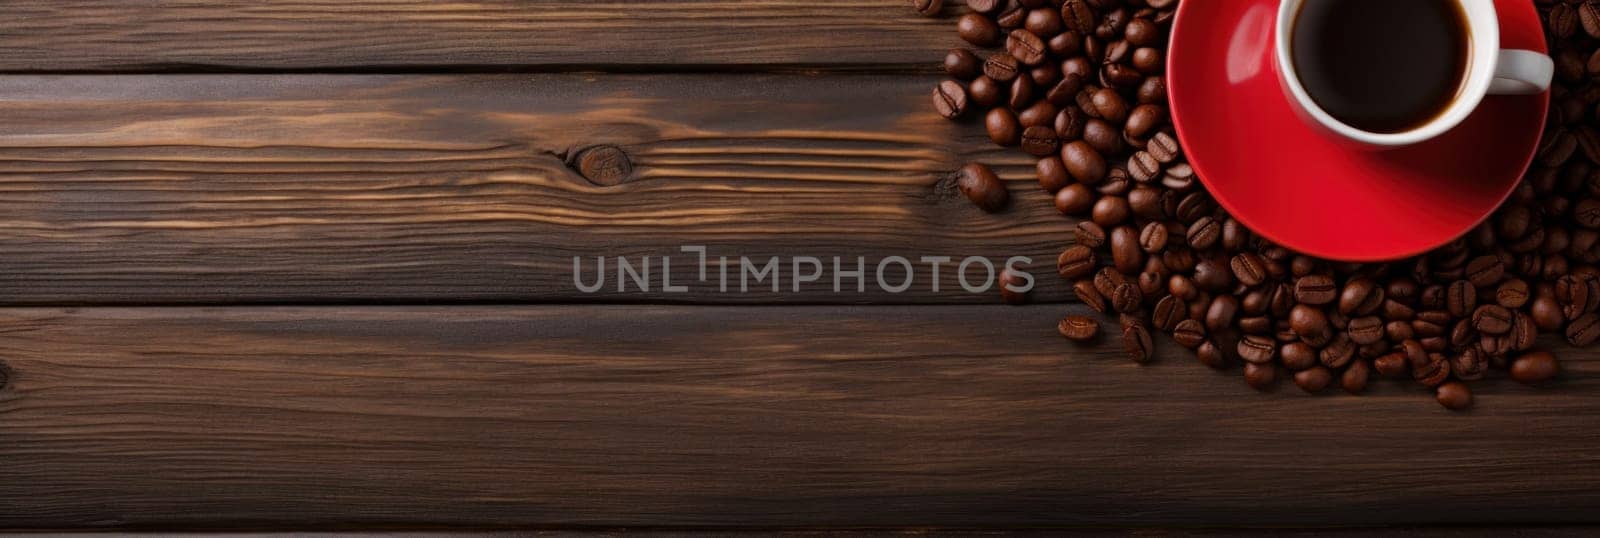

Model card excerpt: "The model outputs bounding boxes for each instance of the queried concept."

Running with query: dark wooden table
[0,1,1596,533]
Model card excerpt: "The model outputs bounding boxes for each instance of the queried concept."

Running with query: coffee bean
[1412,351,1450,388]
[1173,192,1212,223]
[1580,2,1600,39]
[1277,341,1314,371]
[1170,319,1205,349]
[1057,245,1097,280]
[1564,273,1600,319]
[1021,125,1060,156]
[1186,216,1220,250]
[997,5,1026,29]
[1320,335,1356,369]
[1121,314,1154,363]
[1192,258,1234,293]
[1539,128,1578,166]
[1091,196,1131,228]
[1229,253,1267,287]
[986,108,1021,146]
[1003,30,1047,67]
[1083,119,1124,155]
[1450,348,1487,382]
[1532,292,1566,331]
[1137,76,1167,104]
[912,0,943,17]
[1236,315,1270,335]
[1026,8,1064,36]
[1387,278,1420,304]
[1121,152,1158,184]
[1450,318,1476,348]
[1067,222,1104,252]
[1552,3,1579,40]
[1010,77,1037,110]
[1496,278,1531,308]
[1443,280,1475,318]
[934,80,970,120]
[955,163,1009,212]
[1237,335,1276,365]
[1288,304,1331,345]
[1465,255,1505,287]
[1244,362,1276,391]
[1294,275,1338,305]
[1338,278,1384,315]
[1059,315,1101,342]
[1090,88,1130,124]
[1471,304,1513,334]
[1110,282,1143,313]
[1101,63,1144,89]
[1056,176,1104,209]
[1579,127,1600,167]
[966,0,1002,14]
[1293,366,1333,394]
[1075,280,1108,314]
[1124,17,1159,46]
[1147,132,1181,163]
[1567,312,1600,346]
[1166,274,1197,301]
[1150,295,1184,332]
[1479,333,1511,358]
[1124,104,1167,140]
[1510,312,1538,351]
[1060,141,1108,184]
[945,49,982,80]
[984,53,1020,82]
[969,76,1003,107]
[1341,360,1370,394]
[1435,381,1473,411]
[1161,163,1196,191]
[1578,198,1600,229]
[1374,351,1409,378]
[1131,46,1163,74]
[958,13,1002,46]
[1205,294,1239,333]
[1110,226,1141,274]
[1061,0,1096,33]
[999,267,1030,305]
[1020,101,1059,127]
[1036,157,1071,193]
[1387,319,1416,342]
[1510,351,1561,385]
[1124,222,1166,256]
[1030,61,1063,88]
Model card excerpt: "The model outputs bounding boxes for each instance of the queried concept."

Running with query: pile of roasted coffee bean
[924,0,1597,410]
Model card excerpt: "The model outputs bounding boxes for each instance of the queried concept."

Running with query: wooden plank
[0,305,1597,529]
[0,1,961,72]
[0,74,1067,305]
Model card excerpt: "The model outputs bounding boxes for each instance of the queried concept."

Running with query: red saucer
[1167,0,1549,262]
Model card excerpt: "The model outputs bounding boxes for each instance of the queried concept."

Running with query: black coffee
[1291,0,1470,134]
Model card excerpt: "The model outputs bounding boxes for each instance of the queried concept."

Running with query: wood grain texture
[0,305,1597,529]
[0,74,1067,305]
[0,1,961,72]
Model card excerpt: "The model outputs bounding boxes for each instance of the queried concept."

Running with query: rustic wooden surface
[0,1,960,72]
[0,74,1065,305]
[0,306,1597,530]
[0,0,1595,533]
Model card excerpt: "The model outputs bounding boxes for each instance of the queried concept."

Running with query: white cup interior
[1275,0,1500,147]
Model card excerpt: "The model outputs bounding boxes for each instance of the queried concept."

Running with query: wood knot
[0,362,10,391]
[571,145,634,186]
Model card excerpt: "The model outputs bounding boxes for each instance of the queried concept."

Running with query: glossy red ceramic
[1167,0,1549,261]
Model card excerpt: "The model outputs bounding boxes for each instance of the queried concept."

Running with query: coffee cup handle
[1489,49,1554,95]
